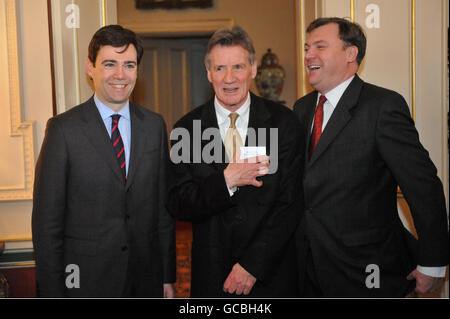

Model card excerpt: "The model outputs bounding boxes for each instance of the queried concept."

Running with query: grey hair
[204,26,256,69]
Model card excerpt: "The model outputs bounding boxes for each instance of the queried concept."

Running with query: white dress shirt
[214,94,251,145]
[311,75,354,132]
[312,76,446,278]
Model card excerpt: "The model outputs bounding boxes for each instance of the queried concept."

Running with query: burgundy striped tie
[111,114,126,181]
[309,95,327,158]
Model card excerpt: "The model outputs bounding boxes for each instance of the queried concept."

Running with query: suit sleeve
[32,117,68,297]
[166,125,235,222]
[375,92,449,267]
[239,115,305,282]
[157,118,177,284]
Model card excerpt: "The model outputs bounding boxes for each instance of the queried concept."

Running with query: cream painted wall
[0,0,117,251]
[51,0,118,113]
[355,0,411,106]
[117,0,298,108]
[0,0,53,249]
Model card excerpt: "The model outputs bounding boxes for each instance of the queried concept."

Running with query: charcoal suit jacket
[293,75,449,297]
[32,97,176,297]
[167,93,304,297]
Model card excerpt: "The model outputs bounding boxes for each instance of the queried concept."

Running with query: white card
[240,146,267,160]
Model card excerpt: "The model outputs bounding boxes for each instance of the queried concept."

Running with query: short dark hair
[307,17,366,65]
[205,26,256,68]
[88,25,144,66]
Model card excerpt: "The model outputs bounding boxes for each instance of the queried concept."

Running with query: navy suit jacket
[293,75,449,297]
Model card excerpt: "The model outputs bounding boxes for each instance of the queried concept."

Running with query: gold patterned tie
[225,113,243,162]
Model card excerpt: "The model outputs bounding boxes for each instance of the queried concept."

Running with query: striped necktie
[111,114,126,181]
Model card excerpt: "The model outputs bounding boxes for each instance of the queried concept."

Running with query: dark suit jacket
[167,93,304,297]
[293,75,449,297]
[32,97,176,297]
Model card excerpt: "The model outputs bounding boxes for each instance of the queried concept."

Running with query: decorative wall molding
[0,0,36,201]
[0,235,32,243]
[410,0,416,120]
[124,18,234,36]
[295,0,306,98]
[49,0,117,114]
[441,0,449,212]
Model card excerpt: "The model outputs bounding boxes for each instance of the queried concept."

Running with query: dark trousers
[303,247,323,297]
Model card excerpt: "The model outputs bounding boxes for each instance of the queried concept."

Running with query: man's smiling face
[86,44,137,111]
[304,22,357,94]
[206,45,257,112]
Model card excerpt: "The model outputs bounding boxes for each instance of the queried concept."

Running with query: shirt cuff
[417,265,447,278]
[228,186,237,196]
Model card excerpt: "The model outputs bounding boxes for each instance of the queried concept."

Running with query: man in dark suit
[294,17,449,297]
[32,25,176,298]
[167,26,304,297]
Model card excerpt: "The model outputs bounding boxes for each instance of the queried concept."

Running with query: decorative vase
[255,49,285,103]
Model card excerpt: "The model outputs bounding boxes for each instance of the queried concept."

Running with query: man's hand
[224,149,270,189]
[163,283,175,298]
[406,269,445,294]
[223,263,257,295]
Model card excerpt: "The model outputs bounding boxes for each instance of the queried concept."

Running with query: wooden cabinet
[0,249,36,298]
[0,266,36,298]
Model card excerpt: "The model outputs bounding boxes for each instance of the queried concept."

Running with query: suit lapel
[81,97,124,183]
[308,75,364,167]
[125,103,147,191]
[200,98,228,171]
[241,94,272,200]
[246,93,271,148]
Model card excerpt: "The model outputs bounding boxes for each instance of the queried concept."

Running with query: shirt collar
[214,93,251,126]
[94,94,130,121]
[320,75,355,108]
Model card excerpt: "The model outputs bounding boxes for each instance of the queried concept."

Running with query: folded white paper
[240,146,267,160]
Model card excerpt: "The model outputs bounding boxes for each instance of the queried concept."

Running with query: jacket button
[121,246,128,251]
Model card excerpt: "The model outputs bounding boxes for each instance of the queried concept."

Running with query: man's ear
[206,66,212,83]
[251,61,257,79]
[346,46,358,63]
[86,58,94,79]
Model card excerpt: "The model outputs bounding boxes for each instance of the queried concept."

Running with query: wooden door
[132,37,213,132]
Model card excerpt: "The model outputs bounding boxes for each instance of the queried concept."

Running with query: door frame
[122,18,234,37]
